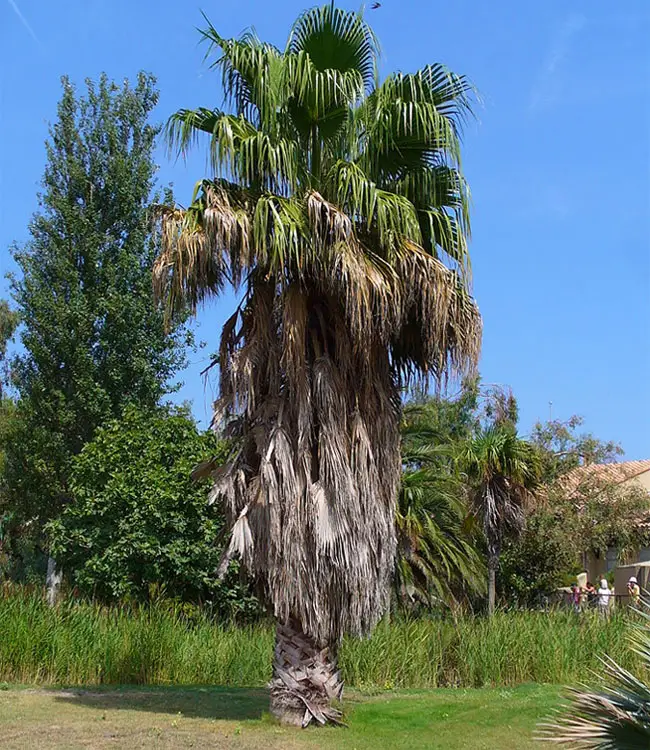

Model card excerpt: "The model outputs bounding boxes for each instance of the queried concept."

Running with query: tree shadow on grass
[52,686,269,721]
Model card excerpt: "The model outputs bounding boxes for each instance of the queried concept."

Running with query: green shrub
[47,406,260,619]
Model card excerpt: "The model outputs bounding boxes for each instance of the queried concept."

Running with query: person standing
[627,576,641,607]
[570,583,582,613]
[598,578,611,616]
[585,581,597,609]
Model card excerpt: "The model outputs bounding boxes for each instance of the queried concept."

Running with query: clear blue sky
[1,0,648,457]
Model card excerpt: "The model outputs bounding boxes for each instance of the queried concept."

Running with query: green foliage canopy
[396,391,485,608]
[48,406,259,618]
[4,73,189,537]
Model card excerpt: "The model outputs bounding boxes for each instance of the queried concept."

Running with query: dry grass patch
[0,684,561,749]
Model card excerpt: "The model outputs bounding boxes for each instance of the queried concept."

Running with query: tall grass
[0,587,642,688]
[340,611,639,689]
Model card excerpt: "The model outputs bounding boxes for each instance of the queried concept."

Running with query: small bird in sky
[371,2,381,8]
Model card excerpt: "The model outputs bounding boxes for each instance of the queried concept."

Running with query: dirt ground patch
[0,684,561,749]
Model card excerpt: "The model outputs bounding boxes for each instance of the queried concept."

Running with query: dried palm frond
[153,1,481,669]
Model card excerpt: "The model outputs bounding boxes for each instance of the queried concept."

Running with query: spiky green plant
[396,403,485,608]
[154,4,480,726]
[538,614,650,748]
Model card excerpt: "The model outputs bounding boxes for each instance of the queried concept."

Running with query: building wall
[585,550,606,583]
[585,546,650,583]
[581,469,650,582]
[635,470,650,493]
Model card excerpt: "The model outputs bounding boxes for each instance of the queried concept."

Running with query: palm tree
[459,427,539,615]
[396,464,485,610]
[395,402,485,609]
[538,616,650,747]
[154,4,480,725]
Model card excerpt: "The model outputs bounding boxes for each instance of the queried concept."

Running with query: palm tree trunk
[46,556,62,607]
[270,619,344,727]
[487,556,497,616]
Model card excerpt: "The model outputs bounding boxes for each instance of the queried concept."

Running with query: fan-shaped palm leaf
[459,426,540,614]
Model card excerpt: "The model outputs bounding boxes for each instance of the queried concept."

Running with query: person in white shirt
[597,578,611,615]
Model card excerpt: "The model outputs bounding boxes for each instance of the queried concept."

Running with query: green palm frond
[287,4,379,89]
[252,194,308,269]
[396,398,484,607]
[199,20,284,127]
[165,107,225,156]
[396,467,485,606]
[359,82,464,179]
[324,159,373,210]
[167,111,299,192]
[461,427,540,487]
[380,65,474,132]
[285,50,366,118]
[459,426,540,559]
[393,165,471,270]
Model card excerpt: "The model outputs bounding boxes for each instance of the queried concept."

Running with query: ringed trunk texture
[270,619,344,727]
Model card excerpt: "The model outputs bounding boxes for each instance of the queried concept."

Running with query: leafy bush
[499,505,580,606]
[47,406,260,619]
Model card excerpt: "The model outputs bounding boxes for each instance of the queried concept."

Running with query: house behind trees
[559,459,650,582]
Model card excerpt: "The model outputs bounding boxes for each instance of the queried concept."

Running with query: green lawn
[0,684,562,749]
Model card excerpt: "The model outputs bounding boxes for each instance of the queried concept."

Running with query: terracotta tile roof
[558,459,650,499]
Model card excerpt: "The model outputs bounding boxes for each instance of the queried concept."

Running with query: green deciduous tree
[0,302,18,398]
[500,417,649,605]
[47,406,259,619]
[498,502,580,606]
[0,299,19,575]
[154,4,480,725]
[531,415,623,484]
[576,483,650,563]
[4,74,189,566]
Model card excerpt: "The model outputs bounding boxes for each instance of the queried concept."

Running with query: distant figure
[570,583,581,613]
[585,581,597,608]
[598,578,611,616]
[627,576,641,607]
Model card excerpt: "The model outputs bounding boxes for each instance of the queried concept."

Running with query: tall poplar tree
[4,73,189,579]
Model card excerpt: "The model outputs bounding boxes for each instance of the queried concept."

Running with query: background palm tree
[539,616,650,748]
[395,402,485,609]
[459,426,539,615]
[154,4,480,725]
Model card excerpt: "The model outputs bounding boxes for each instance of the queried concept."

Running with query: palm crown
[154,3,481,725]
[157,5,479,374]
[459,426,540,613]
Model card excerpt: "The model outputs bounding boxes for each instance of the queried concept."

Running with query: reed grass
[0,587,641,689]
